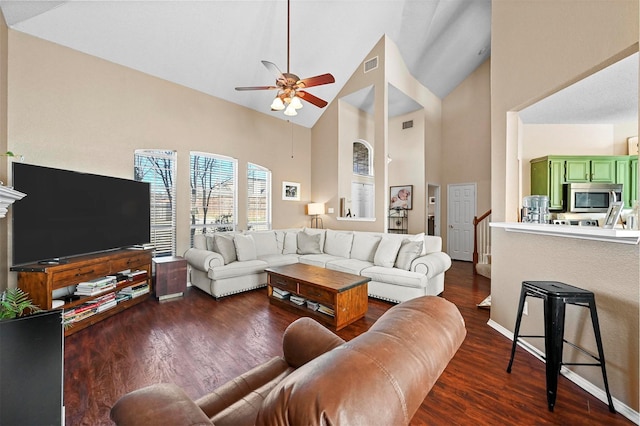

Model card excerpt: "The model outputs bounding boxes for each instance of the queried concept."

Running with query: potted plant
[0,287,42,320]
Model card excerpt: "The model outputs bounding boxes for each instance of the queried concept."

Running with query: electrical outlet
[523,301,528,316]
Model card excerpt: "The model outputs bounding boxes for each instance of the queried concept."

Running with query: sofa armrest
[282,317,345,368]
[184,248,224,271]
[411,252,452,279]
[110,383,213,426]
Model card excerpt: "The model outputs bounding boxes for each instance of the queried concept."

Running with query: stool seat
[506,280,615,413]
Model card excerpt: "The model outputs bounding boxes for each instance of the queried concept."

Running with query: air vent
[402,120,414,130]
[364,56,378,73]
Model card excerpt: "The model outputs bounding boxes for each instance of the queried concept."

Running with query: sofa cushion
[213,234,237,265]
[259,254,300,268]
[234,234,257,261]
[276,230,299,254]
[248,231,279,257]
[297,231,322,254]
[350,233,382,262]
[361,266,427,289]
[323,230,354,258]
[208,259,268,280]
[374,238,402,268]
[395,239,424,271]
[326,259,374,275]
[299,254,344,268]
[302,228,326,251]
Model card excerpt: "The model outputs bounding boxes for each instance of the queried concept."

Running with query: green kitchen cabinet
[531,157,565,210]
[615,158,631,207]
[565,158,615,183]
[631,157,638,205]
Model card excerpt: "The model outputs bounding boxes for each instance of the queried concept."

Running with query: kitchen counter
[490,222,640,245]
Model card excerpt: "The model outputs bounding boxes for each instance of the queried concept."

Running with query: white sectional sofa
[184,228,452,304]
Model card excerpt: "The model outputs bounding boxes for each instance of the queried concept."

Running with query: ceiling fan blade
[235,85,278,91]
[297,90,328,108]
[297,73,335,89]
[261,60,286,82]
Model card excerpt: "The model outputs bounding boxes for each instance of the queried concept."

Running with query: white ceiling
[0,0,492,128]
[520,52,639,125]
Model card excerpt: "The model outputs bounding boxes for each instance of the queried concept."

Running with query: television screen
[12,163,150,265]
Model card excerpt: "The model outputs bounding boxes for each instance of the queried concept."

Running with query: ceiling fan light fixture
[270,96,285,111]
[290,96,303,110]
[284,104,298,116]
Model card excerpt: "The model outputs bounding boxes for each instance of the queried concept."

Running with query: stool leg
[545,295,565,412]
[507,285,528,373]
[588,301,616,413]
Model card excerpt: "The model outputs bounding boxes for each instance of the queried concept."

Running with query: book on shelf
[318,304,335,317]
[272,287,291,300]
[96,299,117,312]
[126,270,148,280]
[118,283,150,299]
[290,295,306,306]
[306,300,319,311]
[77,275,117,288]
[74,283,117,296]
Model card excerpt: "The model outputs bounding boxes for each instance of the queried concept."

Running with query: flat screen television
[12,163,150,265]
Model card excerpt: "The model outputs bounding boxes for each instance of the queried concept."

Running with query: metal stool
[506,281,615,413]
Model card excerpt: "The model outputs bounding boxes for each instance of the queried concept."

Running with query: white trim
[488,319,639,424]
[490,222,640,244]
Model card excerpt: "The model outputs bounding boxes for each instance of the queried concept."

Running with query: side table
[153,256,187,300]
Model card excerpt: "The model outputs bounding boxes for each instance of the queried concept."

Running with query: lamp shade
[307,203,325,216]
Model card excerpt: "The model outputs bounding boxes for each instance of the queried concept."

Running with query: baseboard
[487,319,640,425]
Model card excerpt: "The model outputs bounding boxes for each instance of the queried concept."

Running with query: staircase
[473,210,491,279]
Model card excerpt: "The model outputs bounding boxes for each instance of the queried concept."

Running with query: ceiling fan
[235,0,335,117]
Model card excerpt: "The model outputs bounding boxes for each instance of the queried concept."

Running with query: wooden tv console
[11,249,153,337]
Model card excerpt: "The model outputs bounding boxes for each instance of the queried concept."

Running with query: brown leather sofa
[110,296,466,425]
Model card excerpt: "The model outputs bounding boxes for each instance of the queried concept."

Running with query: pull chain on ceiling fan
[235,0,335,117]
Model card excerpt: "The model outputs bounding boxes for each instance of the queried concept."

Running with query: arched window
[352,140,373,176]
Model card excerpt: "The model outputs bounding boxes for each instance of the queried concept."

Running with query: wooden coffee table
[266,263,370,330]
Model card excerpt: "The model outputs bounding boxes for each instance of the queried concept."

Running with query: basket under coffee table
[266,263,370,330]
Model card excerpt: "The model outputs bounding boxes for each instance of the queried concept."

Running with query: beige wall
[491,0,639,412]
[442,58,492,235]
[312,35,442,236]
[1,30,313,288]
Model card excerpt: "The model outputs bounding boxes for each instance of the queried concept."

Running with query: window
[353,140,372,176]
[134,149,177,257]
[247,163,271,231]
[190,152,237,245]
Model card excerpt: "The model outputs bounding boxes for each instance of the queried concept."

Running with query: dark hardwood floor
[64,261,631,425]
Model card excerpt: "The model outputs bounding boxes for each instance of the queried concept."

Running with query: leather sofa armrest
[110,383,213,426]
[411,252,452,279]
[184,248,224,271]
[282,317,346,368]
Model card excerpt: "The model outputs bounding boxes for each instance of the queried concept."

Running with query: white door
[447,183,476,261]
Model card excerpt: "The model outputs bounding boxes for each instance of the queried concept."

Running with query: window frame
[247,162,272,231]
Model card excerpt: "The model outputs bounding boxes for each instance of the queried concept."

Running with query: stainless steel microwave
[564,183,622,213]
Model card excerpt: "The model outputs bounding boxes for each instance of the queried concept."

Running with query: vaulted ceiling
[0,0,492,128]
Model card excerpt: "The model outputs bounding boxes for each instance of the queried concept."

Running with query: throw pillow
[373,237,402,268]
[283,231,298,254]
[302,227,326,252]
[204,234,215,251]
[213,234,237,265]
[350,233,382,262]
[297,231,322,255]
[249,231,278,257]
[394,239,424,271]
[323,229,354,258]
[234,234,257,261]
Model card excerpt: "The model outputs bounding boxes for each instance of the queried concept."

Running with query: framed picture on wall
[389,185,413,210]
[282,181,300,201]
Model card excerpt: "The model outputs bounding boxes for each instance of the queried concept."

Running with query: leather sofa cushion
[361,266,427,289]
[208,260,268,280]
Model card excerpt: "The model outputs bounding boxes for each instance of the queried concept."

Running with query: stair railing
[473,209,492,275]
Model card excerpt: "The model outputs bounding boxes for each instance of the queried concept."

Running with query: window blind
[190,152,237,245]
[134,149,177,257]
[247,163,271,231]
